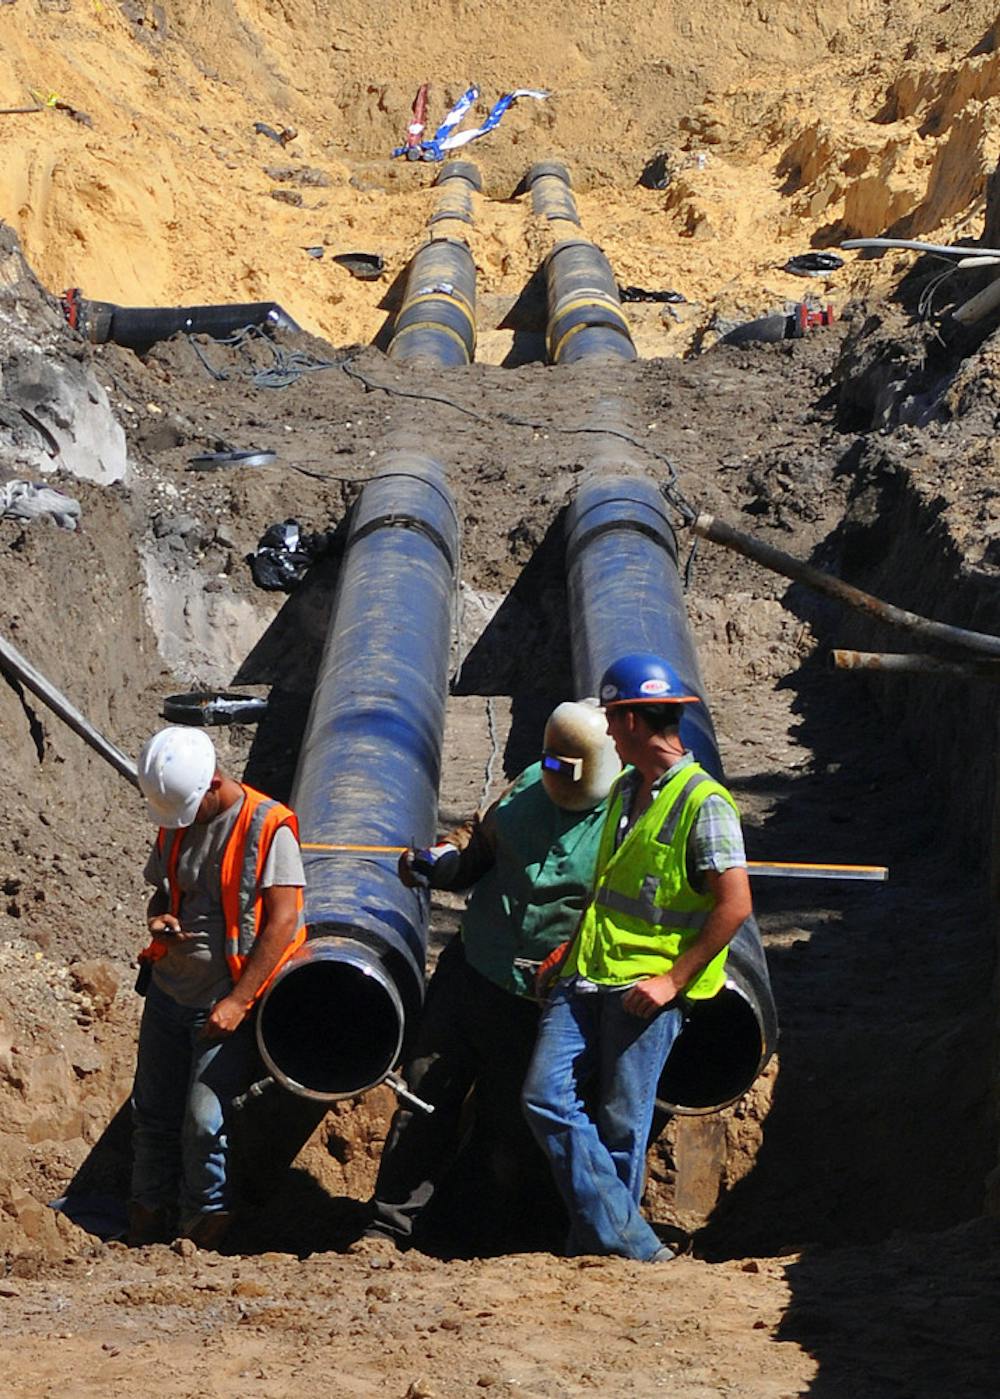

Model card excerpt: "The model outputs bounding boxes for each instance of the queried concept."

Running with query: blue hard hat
[599,652,700,707]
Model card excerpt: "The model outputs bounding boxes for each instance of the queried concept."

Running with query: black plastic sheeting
[63,292,301,353]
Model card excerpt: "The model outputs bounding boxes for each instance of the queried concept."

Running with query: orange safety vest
[139,784,307,1003]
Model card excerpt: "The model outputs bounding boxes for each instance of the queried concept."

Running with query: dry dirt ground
[3,3,1000,1397]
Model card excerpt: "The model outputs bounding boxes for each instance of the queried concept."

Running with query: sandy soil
[2,2,1000,1396]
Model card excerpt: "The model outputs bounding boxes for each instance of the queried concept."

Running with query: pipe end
[656,975,775,1115]
[436,160,483,191]
[526,160,572,189]
[256,936,405,1101]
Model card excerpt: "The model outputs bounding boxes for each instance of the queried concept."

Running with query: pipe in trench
[565,470,777,1114]
[526,162,636,365]
[388,161,480,367]
[254,445,459,1101]
[63,295,301,353]
[832,648,1000,680]
[694,512,1000,659]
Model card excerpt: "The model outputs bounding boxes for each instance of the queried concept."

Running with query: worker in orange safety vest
[129,726,306,1251]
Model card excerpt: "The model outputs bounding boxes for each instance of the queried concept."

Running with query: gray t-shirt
[145,793,305,1008]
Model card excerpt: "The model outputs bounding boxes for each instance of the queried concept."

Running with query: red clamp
[61,287,82,331]
[795,302,835,335]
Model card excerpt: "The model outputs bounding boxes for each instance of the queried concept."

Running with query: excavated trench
[1,212,998,1276]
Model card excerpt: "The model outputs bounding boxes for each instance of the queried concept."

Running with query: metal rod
[384,1071,436,1115]
[842,237,1000,258]
[565,468,777,1115]
[832,648,1000,680]
[0,633,138,786]
[748,860,888,881]
[255,444,459,1103]
[694,513,1000,658]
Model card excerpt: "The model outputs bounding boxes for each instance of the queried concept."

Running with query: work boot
[127,1201,175,1247]
[181,1211,233,1252]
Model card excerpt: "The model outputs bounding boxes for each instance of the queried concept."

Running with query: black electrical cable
[185,333,701,529]
[339,358,701,527]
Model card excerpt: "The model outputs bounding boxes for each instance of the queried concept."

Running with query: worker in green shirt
[365,699,619,1254]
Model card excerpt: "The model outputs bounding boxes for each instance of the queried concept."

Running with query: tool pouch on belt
[134,938,167,997]
[534,940,572,1000]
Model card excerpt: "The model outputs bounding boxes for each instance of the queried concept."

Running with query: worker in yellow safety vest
[522,653,752,1262]
[129,726,306,1251]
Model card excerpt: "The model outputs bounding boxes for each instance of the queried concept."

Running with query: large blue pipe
[565,465,777,1114]
[526,162,636,365]
[255,444,459,1100]
[388,161,480,367]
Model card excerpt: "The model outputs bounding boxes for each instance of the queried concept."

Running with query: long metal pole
[833,649,1000,680]
[694,512,1000,658]
[0,633,138,785]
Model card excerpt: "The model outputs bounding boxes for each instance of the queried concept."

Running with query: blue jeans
[521,980,681,1260]
[130,980,257,1228]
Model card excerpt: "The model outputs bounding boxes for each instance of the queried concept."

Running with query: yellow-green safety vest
[564,761,740,998]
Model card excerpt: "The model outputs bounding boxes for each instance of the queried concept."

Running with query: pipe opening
[257,949,404,1100]
[656,981,768,1116]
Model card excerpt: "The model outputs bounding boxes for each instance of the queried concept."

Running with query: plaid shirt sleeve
[687,794,746,875]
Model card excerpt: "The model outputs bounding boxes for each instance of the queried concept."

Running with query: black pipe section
[64,293,300,353]
[565,469,777,1114]
[526,163,636,365]
[255,444,459,1101]
[388,162,480,367]
[526,160,581,225]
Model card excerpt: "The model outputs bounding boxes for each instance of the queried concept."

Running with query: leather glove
[398,842,461,890]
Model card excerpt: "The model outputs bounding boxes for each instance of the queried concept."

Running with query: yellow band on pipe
[391,321,472,358]
[399,290,475,330]
[551,317,631,363]
[551,292,630,328]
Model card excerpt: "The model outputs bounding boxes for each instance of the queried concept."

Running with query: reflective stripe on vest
[655,772,712,848]
[593,885,709,930]
[567,760,739,997]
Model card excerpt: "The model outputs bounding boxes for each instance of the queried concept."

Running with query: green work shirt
[461,762,608,997]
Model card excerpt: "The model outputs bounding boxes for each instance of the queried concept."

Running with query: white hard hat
[137,726,217,828]
[541,699,620,812]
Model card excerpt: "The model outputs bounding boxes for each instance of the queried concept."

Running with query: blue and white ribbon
[393,86,550,161]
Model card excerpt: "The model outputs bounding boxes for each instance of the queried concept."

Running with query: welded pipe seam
[347,511,457,569]
[427,208,474,226]
[388,324,472,366]
[436,159,483,191]
[551,318,635,365]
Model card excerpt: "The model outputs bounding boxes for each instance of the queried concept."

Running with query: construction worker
[521,653,752,1262]
[128,726,306,1250]
[365,699,619,1255]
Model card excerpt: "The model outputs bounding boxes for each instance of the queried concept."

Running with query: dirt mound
[3,1,1000,351]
